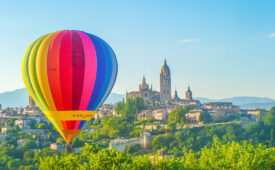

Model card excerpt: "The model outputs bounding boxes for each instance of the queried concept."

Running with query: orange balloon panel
[22,30,118,143]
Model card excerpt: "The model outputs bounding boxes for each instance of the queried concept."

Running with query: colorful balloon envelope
[22,30,118,143]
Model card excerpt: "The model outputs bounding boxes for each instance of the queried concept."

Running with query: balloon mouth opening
[62,130,82,143]
[44,110,96,143]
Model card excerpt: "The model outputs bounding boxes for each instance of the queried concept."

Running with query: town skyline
[0,1,275,99]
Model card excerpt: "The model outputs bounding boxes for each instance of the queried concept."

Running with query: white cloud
[270,33,275,37]
[178,39,200,43]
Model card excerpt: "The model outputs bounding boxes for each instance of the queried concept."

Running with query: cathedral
[126,59,171,103]
[126,59,201,106]
[126,76,160,103]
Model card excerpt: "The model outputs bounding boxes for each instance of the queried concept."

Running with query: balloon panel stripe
[86,34,106,110]
[71,30,85,110]
[79,121,87,129]
[22,40,45,111]
[92,35,113,109]
[36,33,57,111]
[74,120,81,129]
[76,31,97,110]
[59,31,73,110]
[28,35,49,111]
[97,41,118,109]
[47,31,65,110]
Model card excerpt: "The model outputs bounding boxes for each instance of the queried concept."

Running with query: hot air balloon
[22,30,118,143]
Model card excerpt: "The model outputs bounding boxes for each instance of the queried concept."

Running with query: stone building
[1,126,12,134]
[28,95,36,109]
[204,102,240,112]
[160,59,171,103]
[186,109,204,124]
[15,119,31,129]
[153,109,169,121]
[50,143,65,151]
[23,95,41,115]
[142,131,152,148]
[138,109,153,120]
[109,138,141,152]
[126,76,160,104]
[176,86,201,107]
[94,104,115,120]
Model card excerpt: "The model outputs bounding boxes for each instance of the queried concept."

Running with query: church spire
[185,86,193,101]
[142,75,146,84]
[187,85,191,92]
[174,89,179,100]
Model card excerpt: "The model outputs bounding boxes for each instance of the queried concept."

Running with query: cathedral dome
[161,59,170,75]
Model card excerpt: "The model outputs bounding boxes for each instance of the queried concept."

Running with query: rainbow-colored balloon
[22,30,118,143]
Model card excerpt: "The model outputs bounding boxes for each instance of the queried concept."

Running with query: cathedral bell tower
[160,59,171,102]
[28,95,36,109]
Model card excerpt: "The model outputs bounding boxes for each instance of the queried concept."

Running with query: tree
[72,137,84,148]
[118,97,146,121]
[38,123,46,129]
[264,107,275,128]
[35,142,275,169]
[56,137,66,144]
[199,110,212,124]
[14,124,20,131]
[7,159,22,169]
[168,107,190,126]
[167,122,177,132]
[22,140,37,150]
[114,99,125,115]
[23,151,34,164]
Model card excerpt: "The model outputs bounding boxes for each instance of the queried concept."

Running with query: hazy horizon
[0,1,274,99]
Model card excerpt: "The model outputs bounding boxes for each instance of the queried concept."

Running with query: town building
[186,109,204,124]
[153,109,169,121]
[50,143,65,151]
[1,126,12,134]
[173,87,201,107]
[138,109,153,120]
[109,138,141,152]
[244,108,265,121]
[204,102,240,112]
[17,139,29,146]
[94,104,115,120]
[15,119,31,129]
[208,109,227,122]
[0,134,8,142]
[142,131,152,148]
[22,95,42,115]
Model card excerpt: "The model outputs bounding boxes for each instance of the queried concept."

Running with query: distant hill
[195,96,275,110]
[0,88,274,110]
[0,88,29,108]
[0,88,125,109]
[104,93,125,104]
[239,102,275,109]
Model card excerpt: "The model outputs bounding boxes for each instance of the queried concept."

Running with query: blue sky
[0,0,274,99]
